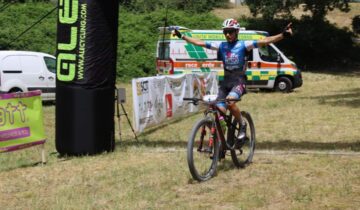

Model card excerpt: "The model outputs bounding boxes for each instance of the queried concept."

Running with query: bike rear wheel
[230,111,256,168]
[187,117,219,181]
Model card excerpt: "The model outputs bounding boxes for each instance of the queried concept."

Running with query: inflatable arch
[56,1,119,155]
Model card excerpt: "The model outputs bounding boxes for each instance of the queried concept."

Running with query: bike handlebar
[183,97,241,105]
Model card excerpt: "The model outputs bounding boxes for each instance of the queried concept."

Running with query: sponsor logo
[165,94,172,117]
[0,102,27,126]
[137,81,149,96]
[57,0,87,82]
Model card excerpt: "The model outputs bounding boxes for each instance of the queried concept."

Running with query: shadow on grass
[116,138,360,152]
[42,101,56,106]
[116,139,187,148]
[307,66,360,77]
[301,88,360,108]
[138,112,200,136]
[257,140,360,152]
[0,159,47,172]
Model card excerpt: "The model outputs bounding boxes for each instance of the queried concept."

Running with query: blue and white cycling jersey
[205,40,259,101]
[206,40,258,72]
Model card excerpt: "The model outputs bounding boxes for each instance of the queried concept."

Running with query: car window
[245,49,253,61]
[158,42,170,60]
[44,56,56,73]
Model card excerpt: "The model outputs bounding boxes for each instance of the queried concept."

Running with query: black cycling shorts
[217,74,246,108]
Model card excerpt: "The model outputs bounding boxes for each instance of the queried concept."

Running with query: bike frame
[203,103,234,159]
[185,96,255,181]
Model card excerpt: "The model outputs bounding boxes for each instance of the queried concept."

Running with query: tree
[245,0,301,20]
[302,0,350,21]
[352,15,360,34]
[119,0,228,13]
[245,0,350,21]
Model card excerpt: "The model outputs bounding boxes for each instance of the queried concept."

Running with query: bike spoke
[187,118,219,181]
[230,112,256,168]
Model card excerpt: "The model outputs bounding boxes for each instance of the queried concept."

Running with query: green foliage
[0,2,57,54]
[117,8,221,80]
[0,2,358,82]
[244,18,360,69]
[173,0,229,13]
[119,0,228,13]
[290,18,358,68]
[302,0,350,20]
[245,0,301,20]
[245,0,350,21]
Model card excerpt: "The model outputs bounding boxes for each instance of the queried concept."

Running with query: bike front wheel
[230,111,256,168]
[187,117,219,182]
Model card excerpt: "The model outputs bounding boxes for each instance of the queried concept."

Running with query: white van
[0,51,56,101]
[156,27,302,92]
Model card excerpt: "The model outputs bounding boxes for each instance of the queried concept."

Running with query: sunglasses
[223,29,237,35]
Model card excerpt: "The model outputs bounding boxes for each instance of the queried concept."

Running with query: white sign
[132,73,218,133]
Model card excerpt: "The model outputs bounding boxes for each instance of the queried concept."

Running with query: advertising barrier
[0,90,46,153]
[132,73,218,133]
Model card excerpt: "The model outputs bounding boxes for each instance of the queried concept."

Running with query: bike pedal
[202,147,212,153]
[219,151,226,159]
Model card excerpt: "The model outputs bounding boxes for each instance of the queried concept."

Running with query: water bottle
[219,115,226,133]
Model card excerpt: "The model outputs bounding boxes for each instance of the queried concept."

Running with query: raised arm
[257,23,293,47]
[173,29,219,51]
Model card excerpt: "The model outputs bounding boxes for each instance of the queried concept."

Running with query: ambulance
[156,26,302,92]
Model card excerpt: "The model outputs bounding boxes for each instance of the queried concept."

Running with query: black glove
[282,23,292,38]
[173,29,183,39]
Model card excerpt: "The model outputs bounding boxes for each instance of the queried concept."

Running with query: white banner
[132,73,218,133]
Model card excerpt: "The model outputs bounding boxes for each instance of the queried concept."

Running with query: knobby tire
[187,117,219,182]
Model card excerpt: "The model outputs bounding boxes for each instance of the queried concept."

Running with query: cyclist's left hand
[173,29,183,39]
[283,22,293,37]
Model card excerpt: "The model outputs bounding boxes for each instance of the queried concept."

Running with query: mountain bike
[183,95,255,182]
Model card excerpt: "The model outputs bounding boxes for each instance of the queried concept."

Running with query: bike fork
[197,126,208,152]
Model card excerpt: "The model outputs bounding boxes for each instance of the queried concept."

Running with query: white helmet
[222,18,240,29]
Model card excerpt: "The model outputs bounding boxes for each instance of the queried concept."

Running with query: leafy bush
[244,17,360,69]
[119,0,228,13]
[0,2,57,54]
[1,2,358,82]
[117,8,221,80]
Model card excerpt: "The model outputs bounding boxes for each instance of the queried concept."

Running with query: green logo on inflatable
[57,0,87,82]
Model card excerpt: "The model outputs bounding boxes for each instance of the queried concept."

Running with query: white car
[0,51,56,101]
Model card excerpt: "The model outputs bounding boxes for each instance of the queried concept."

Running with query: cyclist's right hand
[173,29,183,39]
[225,95,238,105]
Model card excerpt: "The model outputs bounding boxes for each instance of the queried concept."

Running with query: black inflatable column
[56,0,119,155]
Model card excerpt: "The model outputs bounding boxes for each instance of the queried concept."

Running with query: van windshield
[158,42,170,60]
[44,57,56,73]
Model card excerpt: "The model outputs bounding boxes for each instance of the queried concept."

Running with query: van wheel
[275,77,292,92]
[9,88,23,93]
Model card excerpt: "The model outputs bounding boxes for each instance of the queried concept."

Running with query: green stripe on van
[185,44,208,59]
[252,75,260,80]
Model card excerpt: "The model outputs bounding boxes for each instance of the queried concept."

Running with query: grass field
[0,71,359,209]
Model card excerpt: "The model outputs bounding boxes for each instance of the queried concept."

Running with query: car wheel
[9,88,23,93]
[275,77,293,92]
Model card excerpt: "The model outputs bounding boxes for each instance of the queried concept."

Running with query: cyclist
[174,18,292,140]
